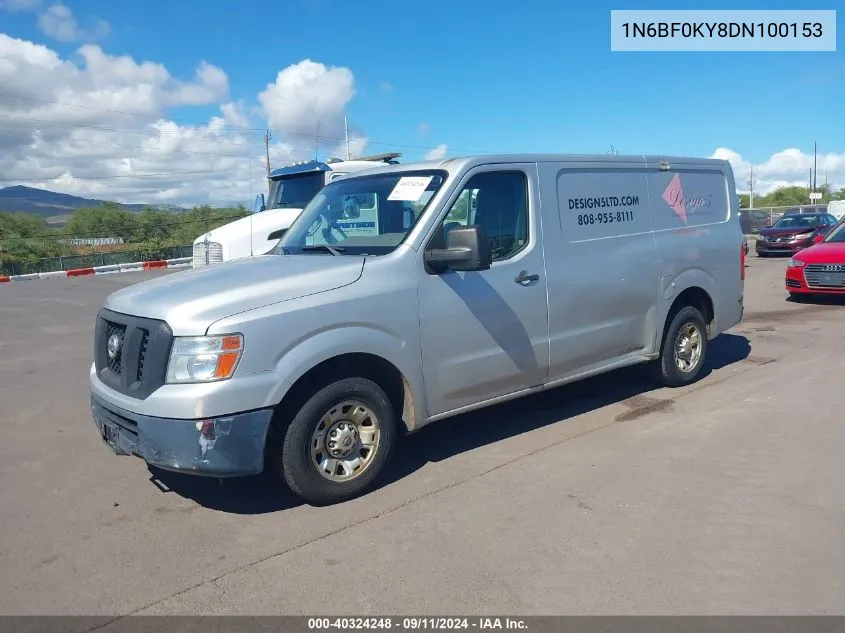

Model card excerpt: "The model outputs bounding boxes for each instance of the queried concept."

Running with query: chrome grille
[94,309,173,400]
[193,240,223,267]
[804,263,845,289]
[105,321,126,375]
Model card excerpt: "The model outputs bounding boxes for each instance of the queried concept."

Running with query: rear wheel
[277,377,397,506]
[652,305,708,387]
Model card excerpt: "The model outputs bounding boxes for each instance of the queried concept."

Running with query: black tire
[278,377,397,506]
[651,305,709,387]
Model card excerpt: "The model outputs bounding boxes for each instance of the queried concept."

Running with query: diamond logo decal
[662,174,687,223]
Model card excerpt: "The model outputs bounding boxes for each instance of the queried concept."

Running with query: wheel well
[663,286,715,342]
[268,353,410,438]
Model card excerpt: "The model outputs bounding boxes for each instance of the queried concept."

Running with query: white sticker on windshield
[388,176,434,202]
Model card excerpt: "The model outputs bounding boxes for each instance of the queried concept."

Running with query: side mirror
[425,225,492,273]
[254,194,266,214]
[813,233,824,244]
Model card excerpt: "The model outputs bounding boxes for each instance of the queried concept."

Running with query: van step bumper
[90,392,273,477]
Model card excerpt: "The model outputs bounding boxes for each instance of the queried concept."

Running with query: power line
[0,211,249,241]
[0,168,238,182]
[0,113,266,148]
[0,92,489,155]
[0,91,263,132]
[0,120,261,160]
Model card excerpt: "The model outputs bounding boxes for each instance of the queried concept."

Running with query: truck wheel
[280,377,397,505]
[652,305,708,387]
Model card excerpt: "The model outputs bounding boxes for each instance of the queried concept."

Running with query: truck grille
[804,264,845,289]
[105,321,126,374]
[94,308,173,400]
[193,240,223,267]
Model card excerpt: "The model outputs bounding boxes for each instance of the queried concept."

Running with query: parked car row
[755,211,839,257]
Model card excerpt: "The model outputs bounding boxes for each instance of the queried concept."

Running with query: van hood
[103,254,365,335]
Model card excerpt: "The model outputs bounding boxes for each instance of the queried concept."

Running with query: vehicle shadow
[786,294,845,306]
[148,332,750,514]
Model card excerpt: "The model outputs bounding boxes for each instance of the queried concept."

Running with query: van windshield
[267,172,326,209]
[272,170,447,256]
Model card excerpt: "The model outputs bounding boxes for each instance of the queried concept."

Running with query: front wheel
[652,306,708,387]
[278,377,398,505]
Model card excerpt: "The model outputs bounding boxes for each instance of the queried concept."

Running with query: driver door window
[439,171,528,261]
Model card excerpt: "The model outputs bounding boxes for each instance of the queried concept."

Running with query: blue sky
[0,0,842,204]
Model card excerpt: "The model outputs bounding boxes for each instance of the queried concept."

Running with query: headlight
[166,334,243,384]
[792,232,813,241]
[787,258,805,268]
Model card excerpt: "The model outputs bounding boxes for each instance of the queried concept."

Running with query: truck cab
[192,153,402,268]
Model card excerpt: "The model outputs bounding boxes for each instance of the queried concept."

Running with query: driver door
[417,165,550,417]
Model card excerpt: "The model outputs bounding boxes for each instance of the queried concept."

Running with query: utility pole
[344,116,351,160]
[264,130,271,176]
[812,140,817,194]
[747,166,755,208]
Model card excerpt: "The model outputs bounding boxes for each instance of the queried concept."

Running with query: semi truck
[192,153,402,268]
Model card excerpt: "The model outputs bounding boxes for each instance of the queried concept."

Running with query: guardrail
[0,256,193,284]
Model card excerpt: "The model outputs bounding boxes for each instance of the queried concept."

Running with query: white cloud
[416,121,430,136]
[0,0,41,11]
[711,147,845,195]
[0,34,372,208]
[37,3,109,42]
[258,59,357,148]
[425,144,448,161]
[379,81,394,93]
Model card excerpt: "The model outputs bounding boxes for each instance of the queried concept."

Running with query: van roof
[337,153,731,178]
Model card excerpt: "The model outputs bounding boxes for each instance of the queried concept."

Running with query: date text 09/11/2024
[307,617,528,630]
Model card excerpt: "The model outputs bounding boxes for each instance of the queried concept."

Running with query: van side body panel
[540,158,661,381]
[645,158,744,340]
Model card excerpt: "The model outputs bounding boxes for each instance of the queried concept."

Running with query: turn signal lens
[166,334,244,384]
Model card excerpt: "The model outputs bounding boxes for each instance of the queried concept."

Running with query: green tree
[62,202,140,241]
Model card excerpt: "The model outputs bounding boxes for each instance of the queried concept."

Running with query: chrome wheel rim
[310,399,381,482]
[674,322,703,373]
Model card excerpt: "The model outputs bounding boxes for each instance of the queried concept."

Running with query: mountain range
[0,185,185,222]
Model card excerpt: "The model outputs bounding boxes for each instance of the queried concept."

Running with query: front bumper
[785,267,845,295]
[91,392,273,477]
[756,238,812,255]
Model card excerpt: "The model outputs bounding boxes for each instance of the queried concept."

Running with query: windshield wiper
[301,244,345,256]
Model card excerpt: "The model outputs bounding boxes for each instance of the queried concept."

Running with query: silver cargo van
[90,154,745,505]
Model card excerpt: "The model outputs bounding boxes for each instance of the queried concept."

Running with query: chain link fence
[0,244,193,276]
[740,204,830,234]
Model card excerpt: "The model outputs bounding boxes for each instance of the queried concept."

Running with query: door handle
[514,270,539,284]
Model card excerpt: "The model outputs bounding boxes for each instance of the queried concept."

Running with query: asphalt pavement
[0,258,843,616]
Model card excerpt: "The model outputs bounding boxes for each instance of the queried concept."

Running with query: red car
[785,217,845,299]
[756,211,838,256]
